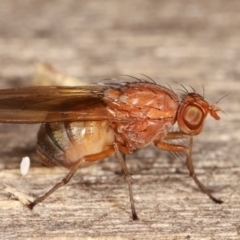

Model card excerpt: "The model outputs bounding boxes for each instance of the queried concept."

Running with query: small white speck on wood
[20,156,30,176]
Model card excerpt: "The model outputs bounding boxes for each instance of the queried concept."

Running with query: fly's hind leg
[28,148,115,210]
[28,158,83,209]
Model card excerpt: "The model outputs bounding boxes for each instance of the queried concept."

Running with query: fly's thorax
[104,83,179,120]
[103,82,179,149]
[37,121,115,168]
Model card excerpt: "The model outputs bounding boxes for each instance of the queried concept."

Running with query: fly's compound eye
[183,105,204,130]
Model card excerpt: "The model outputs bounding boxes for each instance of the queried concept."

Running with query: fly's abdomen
[37,121,115,168]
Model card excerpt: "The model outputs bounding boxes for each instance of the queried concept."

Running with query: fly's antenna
[215,92,231,104]
[214,92,230,118]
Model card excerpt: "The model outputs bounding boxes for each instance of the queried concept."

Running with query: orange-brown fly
[0,79,222,220]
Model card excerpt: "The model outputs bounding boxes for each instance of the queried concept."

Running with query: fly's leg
[186,137,222,203]
[113,143,138,221]
[123,153,126,164]
[118,153,126,175]
[28,158,83,209]
[28,148,115,210]
[155,133,223,204]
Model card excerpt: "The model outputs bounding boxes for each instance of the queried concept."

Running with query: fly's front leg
[155,132,223,204]
[113,143,138,221]
[28,148,115,210]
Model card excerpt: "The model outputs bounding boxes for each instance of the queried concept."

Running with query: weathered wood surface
[1,1,240,239]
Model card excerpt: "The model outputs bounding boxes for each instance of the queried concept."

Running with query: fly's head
[177,93,220,135]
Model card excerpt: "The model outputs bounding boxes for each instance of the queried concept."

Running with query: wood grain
[1,0,240,239]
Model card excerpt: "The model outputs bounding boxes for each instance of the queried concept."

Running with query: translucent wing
[0,85,115,123]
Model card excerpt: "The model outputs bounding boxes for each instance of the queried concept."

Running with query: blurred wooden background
[0,1,240,239]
